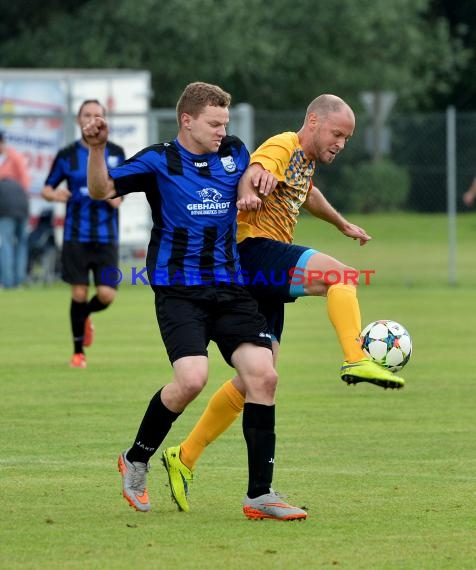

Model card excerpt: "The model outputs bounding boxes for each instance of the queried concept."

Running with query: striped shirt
[45,140,125,244]
[110,136,249,286]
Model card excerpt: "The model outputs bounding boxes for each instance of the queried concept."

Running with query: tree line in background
[2,0,474,214]
[1,0,475,114]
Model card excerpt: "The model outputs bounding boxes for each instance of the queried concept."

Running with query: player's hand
[82,116,108,147]
[107,196,123,209]
[54,187,72,203]
[250,168,277,196]
[341,222,372,246]
[237,192,262,211]
[462,191,475,207]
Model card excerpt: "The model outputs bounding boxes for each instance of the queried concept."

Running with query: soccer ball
[360,320,412,372]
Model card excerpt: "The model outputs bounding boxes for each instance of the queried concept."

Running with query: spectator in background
[0,131,30,190]
[0,131,31,289]
[41,100,125,369]
[462,177,476,207]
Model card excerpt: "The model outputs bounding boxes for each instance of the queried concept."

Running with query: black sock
[243,403,276,499]
[86,295,109,315]
[127,388,181,464]
[70,300,88,353]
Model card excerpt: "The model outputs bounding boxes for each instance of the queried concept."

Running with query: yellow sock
[327,283,365,363]
[180,380,245,469]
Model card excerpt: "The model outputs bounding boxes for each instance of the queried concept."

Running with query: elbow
[88,187,103,200]
[88,188,110,200]
[87,179,108,200]
[88,176,115,201]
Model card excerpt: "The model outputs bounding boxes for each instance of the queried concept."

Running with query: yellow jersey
[237,132,315,244]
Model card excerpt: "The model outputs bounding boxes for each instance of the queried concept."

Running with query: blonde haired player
[84,81,307,521]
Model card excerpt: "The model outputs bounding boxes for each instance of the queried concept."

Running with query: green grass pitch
[0,213,475,569]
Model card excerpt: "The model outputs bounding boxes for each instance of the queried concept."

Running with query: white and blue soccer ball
[360,320,412,372]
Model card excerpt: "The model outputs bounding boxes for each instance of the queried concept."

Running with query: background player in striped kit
[42,100,125,368]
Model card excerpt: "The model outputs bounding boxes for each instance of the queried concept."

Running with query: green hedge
[336,159,411,213]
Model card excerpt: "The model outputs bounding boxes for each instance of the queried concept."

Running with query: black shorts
[238,237,316,343]
[257,298,285,344]
[61,241,119,288]
[153,283,272,366]
[238,237,315,301]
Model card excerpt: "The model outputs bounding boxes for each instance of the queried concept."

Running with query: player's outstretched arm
[303,185,371,246]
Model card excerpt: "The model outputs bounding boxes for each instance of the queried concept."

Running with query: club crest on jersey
[107,155,120,168]
[220,155,236,173]
[197,188,222,202]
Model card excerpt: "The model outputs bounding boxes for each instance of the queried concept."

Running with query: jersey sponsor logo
[186,201,231,215]
[186,188,230,216]
[194,160,208,168]
[80,186,89,196]
[220,155,236,173]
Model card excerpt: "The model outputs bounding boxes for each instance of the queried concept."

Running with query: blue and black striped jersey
[45,140,125,244]
[110,136,249,286]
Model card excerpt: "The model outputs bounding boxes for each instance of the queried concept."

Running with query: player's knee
[252,366,278,398]
[322,265,359,287]
[97,287,116,305]
[181,372,208,400]
[261,367,278,395]
[342,266,359,286]
[72,285,88,302]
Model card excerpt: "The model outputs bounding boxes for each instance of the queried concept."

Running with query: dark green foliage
[338,159,411,213]
[0,0,472,111]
